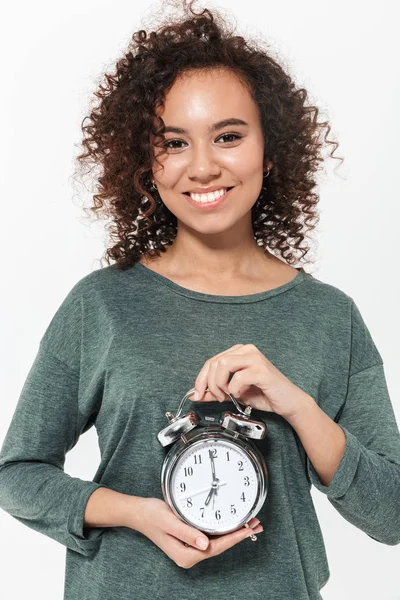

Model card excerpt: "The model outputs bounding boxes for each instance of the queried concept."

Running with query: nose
[186,143,221,181]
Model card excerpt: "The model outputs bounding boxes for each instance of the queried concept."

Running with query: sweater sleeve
[0,280,107,557]
[307,300,400,546]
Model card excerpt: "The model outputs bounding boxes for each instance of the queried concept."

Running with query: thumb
[181,526,209,550]
[193,534,209,550]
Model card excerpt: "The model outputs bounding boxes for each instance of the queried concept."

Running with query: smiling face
[151,67,271,235]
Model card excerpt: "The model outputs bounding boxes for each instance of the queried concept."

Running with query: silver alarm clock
[157,388,268,540]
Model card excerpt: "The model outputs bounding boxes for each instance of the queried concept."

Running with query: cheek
[227,148,263,176]
[239,162,265,198]
[154,155,186,187]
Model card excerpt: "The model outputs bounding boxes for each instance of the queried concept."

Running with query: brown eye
[163,133,242,150]
[217,133,242,143]
[163,139,186,149]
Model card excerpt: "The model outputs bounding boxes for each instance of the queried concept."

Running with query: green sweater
[1,262,399,600]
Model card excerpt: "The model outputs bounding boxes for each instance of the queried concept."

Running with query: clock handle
[204,387,252,418]
[175,388,252,420]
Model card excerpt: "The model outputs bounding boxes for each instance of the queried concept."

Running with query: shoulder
[59,263,143,311]
[39,264,122,348]
[301,272,382,369]
[300,270,353,314]
[68,263,123,297]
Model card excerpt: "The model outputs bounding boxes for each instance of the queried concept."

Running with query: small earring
[264,166,270,177]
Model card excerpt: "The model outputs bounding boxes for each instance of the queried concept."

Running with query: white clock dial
[170,438,258,530]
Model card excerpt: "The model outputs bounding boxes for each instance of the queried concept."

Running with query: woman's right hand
[130,497,263,569]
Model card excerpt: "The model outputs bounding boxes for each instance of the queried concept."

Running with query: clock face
[169,437,259,531]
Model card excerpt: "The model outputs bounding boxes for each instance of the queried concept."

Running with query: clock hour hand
[204,486,214,507]
[205,478,221,507]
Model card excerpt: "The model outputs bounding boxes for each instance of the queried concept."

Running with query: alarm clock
[157,388,268,540]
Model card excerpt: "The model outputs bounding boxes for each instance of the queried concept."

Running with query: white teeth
[189,188,227,203]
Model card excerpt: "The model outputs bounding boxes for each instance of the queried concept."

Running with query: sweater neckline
[134,261,309,304]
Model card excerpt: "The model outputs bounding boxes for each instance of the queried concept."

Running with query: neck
[155,230,276,280]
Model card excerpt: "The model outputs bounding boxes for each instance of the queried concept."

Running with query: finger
[206,518,261,549]
[213,354,252,401]
[168,519,211,551]
[176,517,260,550]
[224,364,265,399]
[208,518,262,544]
[208,520,264,557]
[173,518,263,569]
[207,359,226,402]
[193,345,244,401]
[206,354,255,402]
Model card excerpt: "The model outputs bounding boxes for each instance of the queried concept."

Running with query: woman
[0,2,399,599]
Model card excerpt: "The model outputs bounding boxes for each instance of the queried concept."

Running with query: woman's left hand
[192,343,312,422]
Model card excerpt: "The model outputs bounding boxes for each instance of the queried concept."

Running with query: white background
[1,0,399,598]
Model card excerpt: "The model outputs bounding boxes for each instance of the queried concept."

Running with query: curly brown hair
[73,0,343,272]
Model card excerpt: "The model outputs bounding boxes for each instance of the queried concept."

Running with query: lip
[185,185,232,193]
[183,187,235,211]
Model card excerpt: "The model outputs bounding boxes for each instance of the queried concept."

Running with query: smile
[183,186,235,210]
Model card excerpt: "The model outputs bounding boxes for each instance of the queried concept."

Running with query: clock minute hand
[209,450,218,496]
[209,450,217,479]
[181,481,227,501]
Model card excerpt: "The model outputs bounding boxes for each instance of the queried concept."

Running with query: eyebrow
[162,118,249,135]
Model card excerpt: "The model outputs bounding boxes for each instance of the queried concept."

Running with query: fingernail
[196,536,208,549]
[246,527,263,538]
[251,525,263,534]
[193,390,200,401]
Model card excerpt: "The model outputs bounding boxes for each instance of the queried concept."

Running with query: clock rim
[160,426,268,535]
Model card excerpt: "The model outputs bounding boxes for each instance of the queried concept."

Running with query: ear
[264,160,273,172]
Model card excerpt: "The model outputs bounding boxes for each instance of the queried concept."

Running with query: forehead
[156,68,259,127]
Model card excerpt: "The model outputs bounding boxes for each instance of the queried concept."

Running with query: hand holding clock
[132,497,263,569]
[192,343,312,420]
